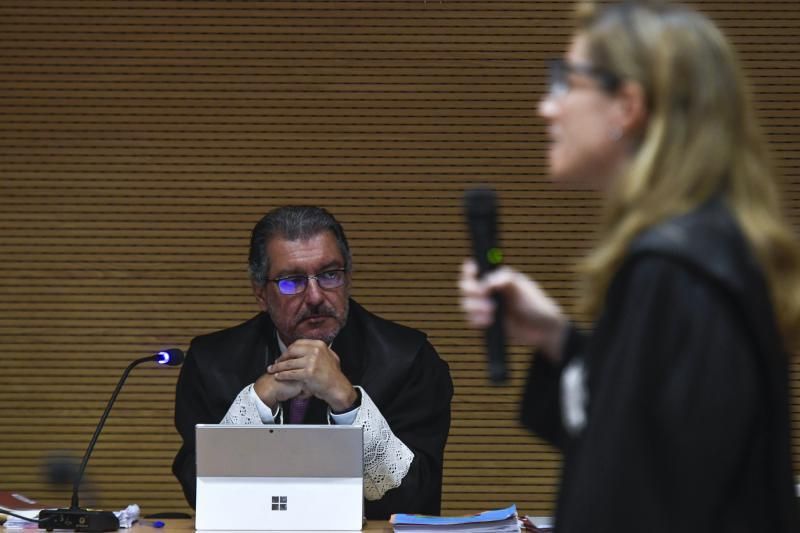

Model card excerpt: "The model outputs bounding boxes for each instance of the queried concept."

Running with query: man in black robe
[172,206,453,520]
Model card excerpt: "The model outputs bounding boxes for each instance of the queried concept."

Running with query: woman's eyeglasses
[548,59,621,98]
[269,268,348,295]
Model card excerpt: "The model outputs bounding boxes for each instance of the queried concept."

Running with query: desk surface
[129,519,392,532]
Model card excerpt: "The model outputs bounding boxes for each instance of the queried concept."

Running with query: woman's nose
[538,94,559,119]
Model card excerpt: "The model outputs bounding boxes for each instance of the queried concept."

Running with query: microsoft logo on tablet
[270,496,287,511]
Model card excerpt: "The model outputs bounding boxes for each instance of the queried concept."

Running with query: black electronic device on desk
[38,349,184,532]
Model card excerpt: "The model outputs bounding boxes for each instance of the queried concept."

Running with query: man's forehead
[266,232,344,273]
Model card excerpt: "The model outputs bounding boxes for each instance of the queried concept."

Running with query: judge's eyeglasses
[269,269,348,295]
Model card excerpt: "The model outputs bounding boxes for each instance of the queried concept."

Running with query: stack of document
[390,504,519,533]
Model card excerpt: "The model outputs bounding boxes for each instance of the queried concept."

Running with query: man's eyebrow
[318,260,344,271]
[272,269,302,279]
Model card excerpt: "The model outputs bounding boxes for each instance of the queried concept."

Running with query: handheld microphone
[464,188,507,384]
[38,349,184,532]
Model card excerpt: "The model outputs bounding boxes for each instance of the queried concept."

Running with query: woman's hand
[458,259,568,362]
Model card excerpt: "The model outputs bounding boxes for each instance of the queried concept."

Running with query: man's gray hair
[248,206,352,287]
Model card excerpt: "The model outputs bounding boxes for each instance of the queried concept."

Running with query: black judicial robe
[172,299,453,520]
[522,199,798,532]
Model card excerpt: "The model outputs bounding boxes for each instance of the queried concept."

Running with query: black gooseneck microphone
[38,349,184,532]
[464,188,507,384]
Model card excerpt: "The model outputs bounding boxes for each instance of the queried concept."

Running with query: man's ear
[252,281,269,312]
[615,80,648,136]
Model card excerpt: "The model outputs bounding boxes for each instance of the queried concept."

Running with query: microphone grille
[464,187,498,216]
[155,348,185,366]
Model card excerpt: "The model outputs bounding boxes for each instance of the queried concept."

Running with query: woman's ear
[615,81,648,136]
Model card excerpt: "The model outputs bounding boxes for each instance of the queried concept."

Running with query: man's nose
[303,277,325,303]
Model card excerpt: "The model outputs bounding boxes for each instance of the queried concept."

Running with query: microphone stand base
[38,508,120,532]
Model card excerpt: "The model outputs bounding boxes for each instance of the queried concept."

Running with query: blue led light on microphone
[154,348,185,367]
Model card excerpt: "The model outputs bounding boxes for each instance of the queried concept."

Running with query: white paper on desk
[4,509,42,529]
[527,517,553,528]
[117,504,140,528]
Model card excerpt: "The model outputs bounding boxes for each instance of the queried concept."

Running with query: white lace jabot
[221,384,414,500]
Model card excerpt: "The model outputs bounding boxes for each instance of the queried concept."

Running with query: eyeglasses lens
[277,277,306,295]
[548,60,568,97]
[317,271,344,289]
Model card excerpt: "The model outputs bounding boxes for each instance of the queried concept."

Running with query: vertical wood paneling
[1,0,797,517]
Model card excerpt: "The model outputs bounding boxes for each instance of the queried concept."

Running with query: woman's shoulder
[627,198,761,295]
[632,198,738,254]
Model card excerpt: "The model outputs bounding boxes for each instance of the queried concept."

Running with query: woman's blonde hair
[576,0,800,347]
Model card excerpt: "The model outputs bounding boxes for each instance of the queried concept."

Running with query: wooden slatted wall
[1,0,798,517]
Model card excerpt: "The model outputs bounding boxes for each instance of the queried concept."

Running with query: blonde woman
[459,1,799,530]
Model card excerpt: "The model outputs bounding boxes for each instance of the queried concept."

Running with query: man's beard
[274,300,349,345]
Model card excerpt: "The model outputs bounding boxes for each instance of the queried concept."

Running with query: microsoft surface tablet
[195,424,363,532]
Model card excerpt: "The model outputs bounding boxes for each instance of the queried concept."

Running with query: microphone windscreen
[155,348,184,366]
[464,188,501,275]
